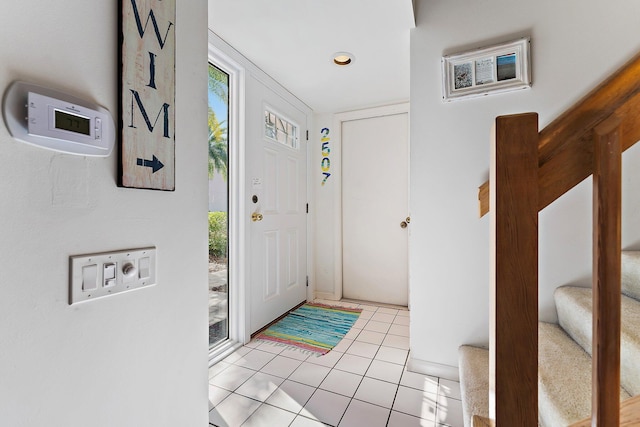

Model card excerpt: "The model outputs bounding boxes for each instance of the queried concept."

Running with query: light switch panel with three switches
[69,247,156,305]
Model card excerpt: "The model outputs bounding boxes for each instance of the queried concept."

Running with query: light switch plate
[69,247,156,305]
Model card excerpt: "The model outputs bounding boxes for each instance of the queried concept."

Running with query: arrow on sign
[136,155,164,173]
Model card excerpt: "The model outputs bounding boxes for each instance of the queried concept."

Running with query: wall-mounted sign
[442,37,531,102]
[320,127,331,186]
[119,0,175,190]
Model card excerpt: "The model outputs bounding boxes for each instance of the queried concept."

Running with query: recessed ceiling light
[332,52,355,66]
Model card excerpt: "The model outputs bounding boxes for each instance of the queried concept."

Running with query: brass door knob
[252,212,263,222]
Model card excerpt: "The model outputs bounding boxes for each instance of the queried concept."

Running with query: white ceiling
[208,0,415,113]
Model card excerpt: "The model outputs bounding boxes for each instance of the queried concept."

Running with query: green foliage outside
[208,65,228,259]
[208,66,228,105]
[208,64,229,181]
[208,107,228,180]
[209,211,228,258]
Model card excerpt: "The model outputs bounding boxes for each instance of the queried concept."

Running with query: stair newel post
[591,115,622,427]
[489,113,539,427]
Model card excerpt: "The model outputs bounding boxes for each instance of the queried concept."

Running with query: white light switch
[69,247,156,305]
[103,263,116,287]
[139,257,150,279]
[82,264,98,291]
[104,263,116,280]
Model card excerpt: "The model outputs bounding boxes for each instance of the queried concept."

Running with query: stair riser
[459,346,490,427]
[622,251,640,300]
[622,346,640,396]
[555,286,640,396]
[459,251,640,426]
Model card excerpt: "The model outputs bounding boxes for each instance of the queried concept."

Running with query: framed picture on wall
[442,37,531,102]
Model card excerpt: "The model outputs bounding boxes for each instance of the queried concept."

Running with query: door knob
[252,212,263,222]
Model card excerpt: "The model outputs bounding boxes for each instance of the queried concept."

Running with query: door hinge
[306,203,309,213]
[306,276,309,287]
[306,130,309,141]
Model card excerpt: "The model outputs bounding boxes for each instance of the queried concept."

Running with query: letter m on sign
[129,90,170,138]
[120,0,176,191]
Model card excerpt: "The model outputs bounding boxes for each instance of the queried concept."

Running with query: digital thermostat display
[27,91,108,150]
[2,81,115,157]
[54,109,91,136]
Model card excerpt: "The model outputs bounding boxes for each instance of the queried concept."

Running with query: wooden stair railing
[483,50,640,426]
[570,395,640,427]
[478,51,640,218]
[488,112,625,425]
[472,415,495,427]
[490,113,539,426]
[591,116,622,426]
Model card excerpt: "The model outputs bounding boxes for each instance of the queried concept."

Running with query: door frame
[208,32,248,363]
[208,30,313,362]
[331,102,410,304]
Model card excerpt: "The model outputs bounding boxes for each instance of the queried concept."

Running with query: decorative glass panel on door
[264,108,298,149]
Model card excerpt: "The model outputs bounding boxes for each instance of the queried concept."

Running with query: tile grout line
[336,310,396,426]
[211,301,458,427]
[383,336,411,426]
[323,304,379,426]
[218,351,314,427]
[299,308,373,427]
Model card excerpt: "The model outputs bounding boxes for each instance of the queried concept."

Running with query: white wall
[409,0,640,373]
[312,113,339,298]
[0,2,209,425]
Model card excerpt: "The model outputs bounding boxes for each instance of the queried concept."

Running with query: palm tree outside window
[208,64,229,348]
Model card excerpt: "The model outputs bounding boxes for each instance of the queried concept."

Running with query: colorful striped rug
[255,302,362,355]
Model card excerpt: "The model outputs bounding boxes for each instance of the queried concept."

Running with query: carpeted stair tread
[622,251,640,301]
[555,285,640,396]
[458,249,640,424]
[538,322,630,427]
[459,345,489,427]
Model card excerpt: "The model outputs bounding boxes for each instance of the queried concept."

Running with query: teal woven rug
[255,303,362,355]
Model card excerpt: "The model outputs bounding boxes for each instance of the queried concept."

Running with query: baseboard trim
[314,291,339,300]
[407,353,460,381]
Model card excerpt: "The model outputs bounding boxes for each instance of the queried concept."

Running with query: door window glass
[208,63,229,348]
[264,109,298,149]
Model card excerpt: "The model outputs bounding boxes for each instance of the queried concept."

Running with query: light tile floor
[209,300,463,427]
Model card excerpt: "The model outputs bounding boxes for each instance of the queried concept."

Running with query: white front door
[247,76,308,333]
[341,111,409,306]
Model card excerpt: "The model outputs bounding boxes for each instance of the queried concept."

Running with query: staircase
[459,250,640,427]
[462,50,640,426]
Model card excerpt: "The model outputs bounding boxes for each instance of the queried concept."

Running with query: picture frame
[442,37,531,102]
[119,0,176,191]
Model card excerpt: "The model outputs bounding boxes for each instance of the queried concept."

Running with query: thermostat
[2,81,115,157]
